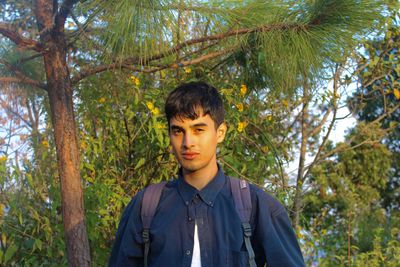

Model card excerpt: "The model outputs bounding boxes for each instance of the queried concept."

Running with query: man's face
[169,111,226,176]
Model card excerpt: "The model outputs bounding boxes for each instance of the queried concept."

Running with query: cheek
[169,137,180,151]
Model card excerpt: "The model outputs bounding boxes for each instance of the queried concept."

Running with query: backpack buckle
[142,228,150,243]
[242,222,252,237]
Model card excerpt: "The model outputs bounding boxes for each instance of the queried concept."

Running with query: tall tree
[351,13,400,212]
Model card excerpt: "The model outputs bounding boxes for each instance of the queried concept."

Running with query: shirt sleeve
[253,188,306,267]
[108,191,144,267]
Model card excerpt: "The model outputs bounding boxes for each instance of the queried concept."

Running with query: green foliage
[302,122,396,265]
[0,138,67,266]
[81,0,382,90]
[350,20,400,213]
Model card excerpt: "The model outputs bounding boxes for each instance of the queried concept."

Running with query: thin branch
[362,73,390,89]
[170,48,233,68]
[72,48,233,84]
[309,105,332,137]
[0,77,46,89]
[0,99,32,128]
[17,53,43,65]
[123,22,306,65]
[74,21,308,82]
[312,103,400,165]
[303,64,342,180]
[68,11,103,52]
[0,23,43,52]
[0,59,46,90]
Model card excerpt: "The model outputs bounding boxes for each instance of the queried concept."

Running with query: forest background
[0,0,399,266]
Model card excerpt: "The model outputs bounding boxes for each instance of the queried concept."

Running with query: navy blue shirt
[109,167,305,266]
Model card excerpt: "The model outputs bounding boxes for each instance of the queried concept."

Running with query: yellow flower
[236,103,244,112]
[240,84,247,96]
[282,99,289,108]
[184,67,192,74]
[394,88,400,100]
[237,121,248,133]
[155,123,166,129]
[151,108,160,116]
[261,146,269,153]
[0,155,7,162]
[42,140,49,148]
[160,70,166,79]
[146,102,154,111]
[98,97,106,103]
[266,114,273,121]
[130,76,140,86]
[80,142,87,150]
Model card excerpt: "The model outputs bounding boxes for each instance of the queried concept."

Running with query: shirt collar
[177,164,226,207]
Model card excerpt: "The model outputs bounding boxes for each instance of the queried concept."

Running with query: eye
[171,128,183,135]
[194,128,205,134]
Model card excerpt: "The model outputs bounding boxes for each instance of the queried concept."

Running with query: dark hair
[165,81,225,128]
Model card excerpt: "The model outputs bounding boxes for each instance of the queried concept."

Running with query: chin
[180,161,203,173]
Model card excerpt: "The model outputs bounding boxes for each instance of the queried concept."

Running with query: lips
[181,152,199,160]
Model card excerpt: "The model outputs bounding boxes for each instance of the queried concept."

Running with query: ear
[216,122,227,143]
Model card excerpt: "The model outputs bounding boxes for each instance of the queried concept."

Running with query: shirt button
[185,201,189,206]
[188,217,193,221]
[185,249,191,255]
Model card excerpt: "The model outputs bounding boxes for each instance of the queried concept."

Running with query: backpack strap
[229,177,257,267]
[141,181,167,267]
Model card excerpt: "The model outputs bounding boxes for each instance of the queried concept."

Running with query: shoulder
[122,179,177,218]
[126,180,176,205]
[248,183,286,217]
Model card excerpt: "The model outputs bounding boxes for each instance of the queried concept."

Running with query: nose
[182,133,195,148]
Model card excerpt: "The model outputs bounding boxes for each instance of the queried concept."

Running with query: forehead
[169,113,216,128]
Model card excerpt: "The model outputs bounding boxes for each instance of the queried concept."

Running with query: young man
[109,82,305,266]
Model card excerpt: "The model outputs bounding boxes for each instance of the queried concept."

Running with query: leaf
[4,244,17,263]
[370,56,379,67]
[26,173,34,189]
[34,239,43,251]
[134,158,145,170]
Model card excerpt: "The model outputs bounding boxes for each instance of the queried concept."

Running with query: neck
[183,163,218,190]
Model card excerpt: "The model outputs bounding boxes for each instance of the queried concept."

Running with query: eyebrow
[191,123,208,128]
[170,123,209,130]
[170,125,184,131]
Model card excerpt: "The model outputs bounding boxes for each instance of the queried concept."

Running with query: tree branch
[123,22,306,65]
[0,23,43,52]
[311,103,400,167]
[17,53,43,65]
[302,64,342,180]
[73,21,307,83]
[72,48,233,84]
[0,77,46,89]
[0,59,46,90]
[309,106,332,137]
[0,98,32,128]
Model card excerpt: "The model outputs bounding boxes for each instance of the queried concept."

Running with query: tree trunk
[291,84,309,228]
[44,40,91,267]
[34,1,91,266]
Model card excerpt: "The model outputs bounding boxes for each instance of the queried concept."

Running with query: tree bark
[44,40,91,267]
[34,0,91,266]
